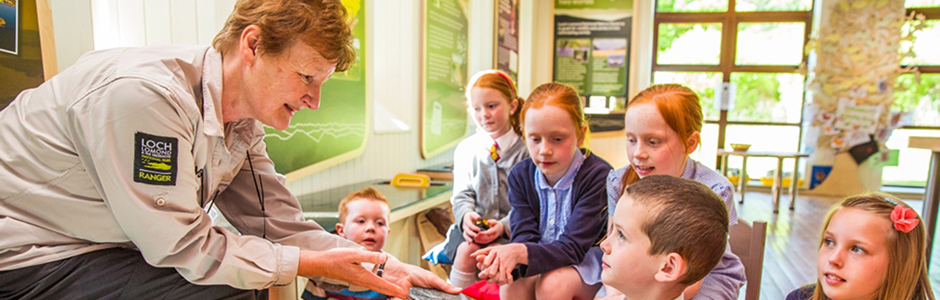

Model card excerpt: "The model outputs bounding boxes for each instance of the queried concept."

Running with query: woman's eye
[648,139,659,146]
[823,239,834,247]
[851,246,866,254]
[617,230,625,241]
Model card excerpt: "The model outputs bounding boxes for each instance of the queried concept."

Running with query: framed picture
[0,0,56,111]
[0,0,18,55]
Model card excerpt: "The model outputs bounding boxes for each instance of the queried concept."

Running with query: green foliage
[731,73,782,122]
[894,74,940,114]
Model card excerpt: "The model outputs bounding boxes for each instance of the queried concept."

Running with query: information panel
[264,0,368,181]
[553,0,632,97]
[421,0,470,159]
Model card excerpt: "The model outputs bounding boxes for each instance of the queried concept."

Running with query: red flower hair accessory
[890,204,919,233]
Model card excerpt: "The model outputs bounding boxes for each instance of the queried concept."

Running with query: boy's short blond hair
[624,175,729,285]
[337,187,390,223]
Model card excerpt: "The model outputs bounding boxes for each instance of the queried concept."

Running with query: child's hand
[461,212,482,243]
[471,243,528,285]
[472,219,503,245]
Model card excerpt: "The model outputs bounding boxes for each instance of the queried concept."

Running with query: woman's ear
[685,131,701,155]
[239,25,262,66]
[510,99,519,114]
[654,252,686,283]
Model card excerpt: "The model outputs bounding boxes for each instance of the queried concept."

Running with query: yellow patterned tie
[490,141,500,162]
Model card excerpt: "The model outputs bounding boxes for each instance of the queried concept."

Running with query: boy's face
[336,198,390,252]
[600,195,662,296]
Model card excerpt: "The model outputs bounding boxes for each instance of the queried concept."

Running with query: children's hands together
[471,243,527,285]
[461,212,483,243]
[472,219,503,245]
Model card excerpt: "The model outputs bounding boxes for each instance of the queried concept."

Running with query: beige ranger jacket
[0,45,358,289]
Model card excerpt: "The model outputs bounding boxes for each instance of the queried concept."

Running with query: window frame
[652,1,815,155]
[900,5,940,130]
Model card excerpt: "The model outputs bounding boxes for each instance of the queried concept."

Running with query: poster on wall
[263,0,367,181]
[0,0,16,55]
[495,0,519,81]
[1,0,46,112]
[421,0,470,159]
[553,0,631,97]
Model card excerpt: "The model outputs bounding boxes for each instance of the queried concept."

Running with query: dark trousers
[0,248,268,300]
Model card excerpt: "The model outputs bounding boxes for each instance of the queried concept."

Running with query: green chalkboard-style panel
[421,0,470,159]
[264,0,368,181]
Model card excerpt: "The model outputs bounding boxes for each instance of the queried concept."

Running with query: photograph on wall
[1,0,45,112]
[553,0,632,97]
[421,0,470,159]
[495,0,519,81]
[263,0,368,181]
[0,0,16,55]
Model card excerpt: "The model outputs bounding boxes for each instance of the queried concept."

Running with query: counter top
[910,136,940,152]
[296,180,453,230]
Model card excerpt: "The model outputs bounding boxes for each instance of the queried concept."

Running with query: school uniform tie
[489,141,500,163]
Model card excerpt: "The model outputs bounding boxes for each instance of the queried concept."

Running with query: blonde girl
[787,194,934,300]
[603,84,744,299]
[442,70,529,288]
[473,82,612,300]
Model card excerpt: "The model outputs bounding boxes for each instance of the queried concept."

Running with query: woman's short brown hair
[212,0,356,71]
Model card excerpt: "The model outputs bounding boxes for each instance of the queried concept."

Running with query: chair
[729,218,767,300]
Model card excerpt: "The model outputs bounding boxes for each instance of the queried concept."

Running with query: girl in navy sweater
[473,83,611,300]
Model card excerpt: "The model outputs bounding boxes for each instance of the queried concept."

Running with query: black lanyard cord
[246,150,266,239]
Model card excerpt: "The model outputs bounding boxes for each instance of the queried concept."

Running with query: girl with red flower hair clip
[786,193,935,300]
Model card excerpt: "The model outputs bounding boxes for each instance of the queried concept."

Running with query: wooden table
[718,149,810,213]
[909,136,940,263]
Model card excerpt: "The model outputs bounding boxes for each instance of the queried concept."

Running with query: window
[654,0,812,182]
[882,2,940,187]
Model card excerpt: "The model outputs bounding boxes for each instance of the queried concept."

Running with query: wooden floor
[734,190,940,299]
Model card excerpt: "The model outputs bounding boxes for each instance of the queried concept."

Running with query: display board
[0,0,53,111]
[553,0,632,97]
[494,0,519,82]
[421,0,470,159]
[264,0,368,181]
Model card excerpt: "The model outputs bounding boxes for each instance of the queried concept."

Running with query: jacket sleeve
[214,135,360,253]
[690,241,746,300]
[450,141,478,229]
[68,78,296,289]
[507,163,542,245]
[518,161,610,276]
[606,167,625,216]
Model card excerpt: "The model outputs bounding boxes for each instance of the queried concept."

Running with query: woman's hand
[298,248,408,298]
[472,219,503,245]
[461,212,482,243]
[472,243,527,285]
[381,255,462,296]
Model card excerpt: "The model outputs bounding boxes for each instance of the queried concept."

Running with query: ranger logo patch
[134,132,178,185]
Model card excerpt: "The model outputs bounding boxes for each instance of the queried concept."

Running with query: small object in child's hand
[474,219,490,230]
[376,262,386,277]
[408,287,466,300]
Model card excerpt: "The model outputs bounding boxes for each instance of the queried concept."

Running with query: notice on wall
[421,0,470,159]
[495,0,519,82]
[264,0,368,181]
[553,0,631,97]
[1,0,45,112]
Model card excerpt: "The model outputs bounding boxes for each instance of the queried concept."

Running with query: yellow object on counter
[392,173,431,188]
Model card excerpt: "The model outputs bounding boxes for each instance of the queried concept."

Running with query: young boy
[600,175,729,300]
[303,187,392,300]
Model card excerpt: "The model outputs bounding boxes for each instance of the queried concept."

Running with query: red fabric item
[460,280,500,300]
